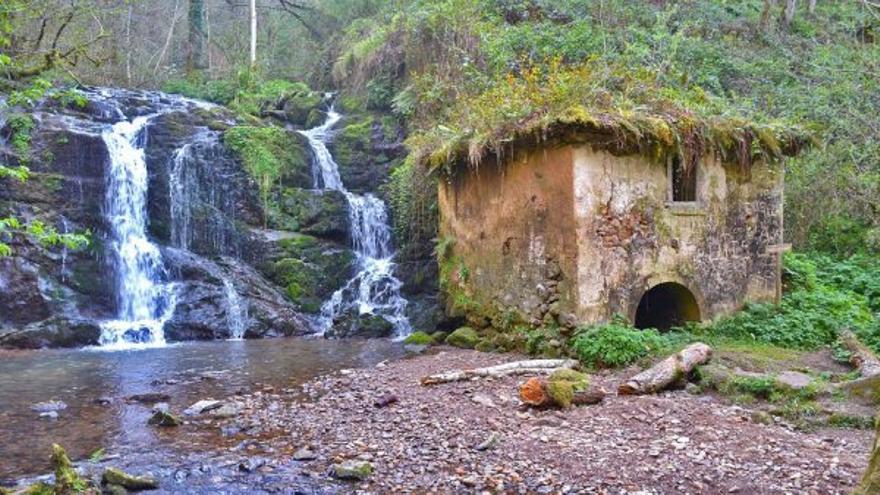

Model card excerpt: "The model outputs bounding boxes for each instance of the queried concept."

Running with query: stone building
[437,121,804,330]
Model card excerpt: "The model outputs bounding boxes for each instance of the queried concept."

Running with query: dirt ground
[191,346,873,494]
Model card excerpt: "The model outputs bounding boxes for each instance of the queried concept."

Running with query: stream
[0,337,408,484]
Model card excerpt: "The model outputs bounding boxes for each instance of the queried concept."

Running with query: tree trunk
[808,0,816,14]
[782,0,797,27]
[618,343,713,395]
[187,0,207,72]
[760,0,776,31]
[420,359,579,386]
[249,0,257,67]
[153,0,181,73]
[840,330,880,378]
[125,2,133,85]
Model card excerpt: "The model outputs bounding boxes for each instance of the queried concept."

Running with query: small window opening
[670,156,697,202]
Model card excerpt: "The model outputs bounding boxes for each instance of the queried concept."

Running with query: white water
[99,116,176,348]
[299,108,411,337]
[223,277,248,340]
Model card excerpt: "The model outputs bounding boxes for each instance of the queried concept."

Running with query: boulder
[259,234,354,314]
[148,410,182,427]
[325,313,395,339]
[403,331,434,345]
[269,188,350,242]
[445,327,480,349]
[0,316,101,349]
[163,249,314,340]
[183,399,223,416]
[775,371,813,391]
[331,460,373,481]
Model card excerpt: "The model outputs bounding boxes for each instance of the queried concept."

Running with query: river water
[0,338,408,482]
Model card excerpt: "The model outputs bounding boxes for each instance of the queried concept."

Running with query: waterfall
[223,277,248,340]
[299,108,411,337]
[99,116,176,348]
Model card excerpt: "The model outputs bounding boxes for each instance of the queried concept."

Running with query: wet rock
[183,399,223,416]
[0,316,101,349]
[102,468,159,491]
[210,403,242,419]
[126,393,171,404]
[148,410,182,427]
[31,400,68,413]
[325,313,394,339]
[445,327,480,349]
[269,188,350,242]
[40,411,59,420]
[163,249,314,340]
[331,460,373,481]
[238,458,267,473]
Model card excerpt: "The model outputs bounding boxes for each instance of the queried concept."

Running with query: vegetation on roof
[408,59,813,173]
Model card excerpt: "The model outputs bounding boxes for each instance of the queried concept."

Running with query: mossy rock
[268,188,349,240]
[331,460,373,481]
[446,327,480,349]
[148,410,181,427]
[265,234,355,313]
[281,91,323,126]
[19,483,53,495]
[546,380,575,409]
[430,331,449,343]
[52,443,89,493]
[403,331,434,345]
[474,339,497,353]
[101,467,159,490]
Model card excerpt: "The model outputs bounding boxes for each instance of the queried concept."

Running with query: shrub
[571,317,666,368]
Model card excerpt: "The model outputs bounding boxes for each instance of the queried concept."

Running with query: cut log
[572,387,607,406]
[840,330,880,378]
[518,376,605,408]
[420,359,579,386]
[519,377,549,406]
[618,343,712,395]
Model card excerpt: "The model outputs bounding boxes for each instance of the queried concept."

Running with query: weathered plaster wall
[572,147,783,325]
[438,144,783,329]
[438,147,579,326]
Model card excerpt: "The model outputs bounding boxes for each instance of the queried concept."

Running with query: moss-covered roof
[418,104,814,175]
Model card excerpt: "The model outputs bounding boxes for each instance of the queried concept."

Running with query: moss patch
[445,326,480,349]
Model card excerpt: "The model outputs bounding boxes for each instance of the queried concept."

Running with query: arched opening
[634,282,701,331]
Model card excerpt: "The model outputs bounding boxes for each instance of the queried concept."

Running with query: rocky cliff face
[0,87,442,348]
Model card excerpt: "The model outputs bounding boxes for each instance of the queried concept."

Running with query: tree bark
[420,359,579,386]
[618,343,713,395]
[808,0,816,14]
[782,0,797,27]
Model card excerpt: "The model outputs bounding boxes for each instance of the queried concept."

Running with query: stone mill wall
[438,144,784,329]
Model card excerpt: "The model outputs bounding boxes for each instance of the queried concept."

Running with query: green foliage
[223,125,306,214]
[327,0,879,255]
[5,114,36,164]
[713,253,876,350]
[571,316,666,368]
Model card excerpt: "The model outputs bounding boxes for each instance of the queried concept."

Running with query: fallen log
[420,359,579,386]
[618,342,712,395]
[840,330,880,378]
[519,370,606,409]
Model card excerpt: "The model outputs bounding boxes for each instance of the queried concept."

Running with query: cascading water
[99,116,176,348]
[299,107,411,337]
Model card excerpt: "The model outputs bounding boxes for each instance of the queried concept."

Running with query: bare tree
[783,0,798,27]
[249,0,256,66]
